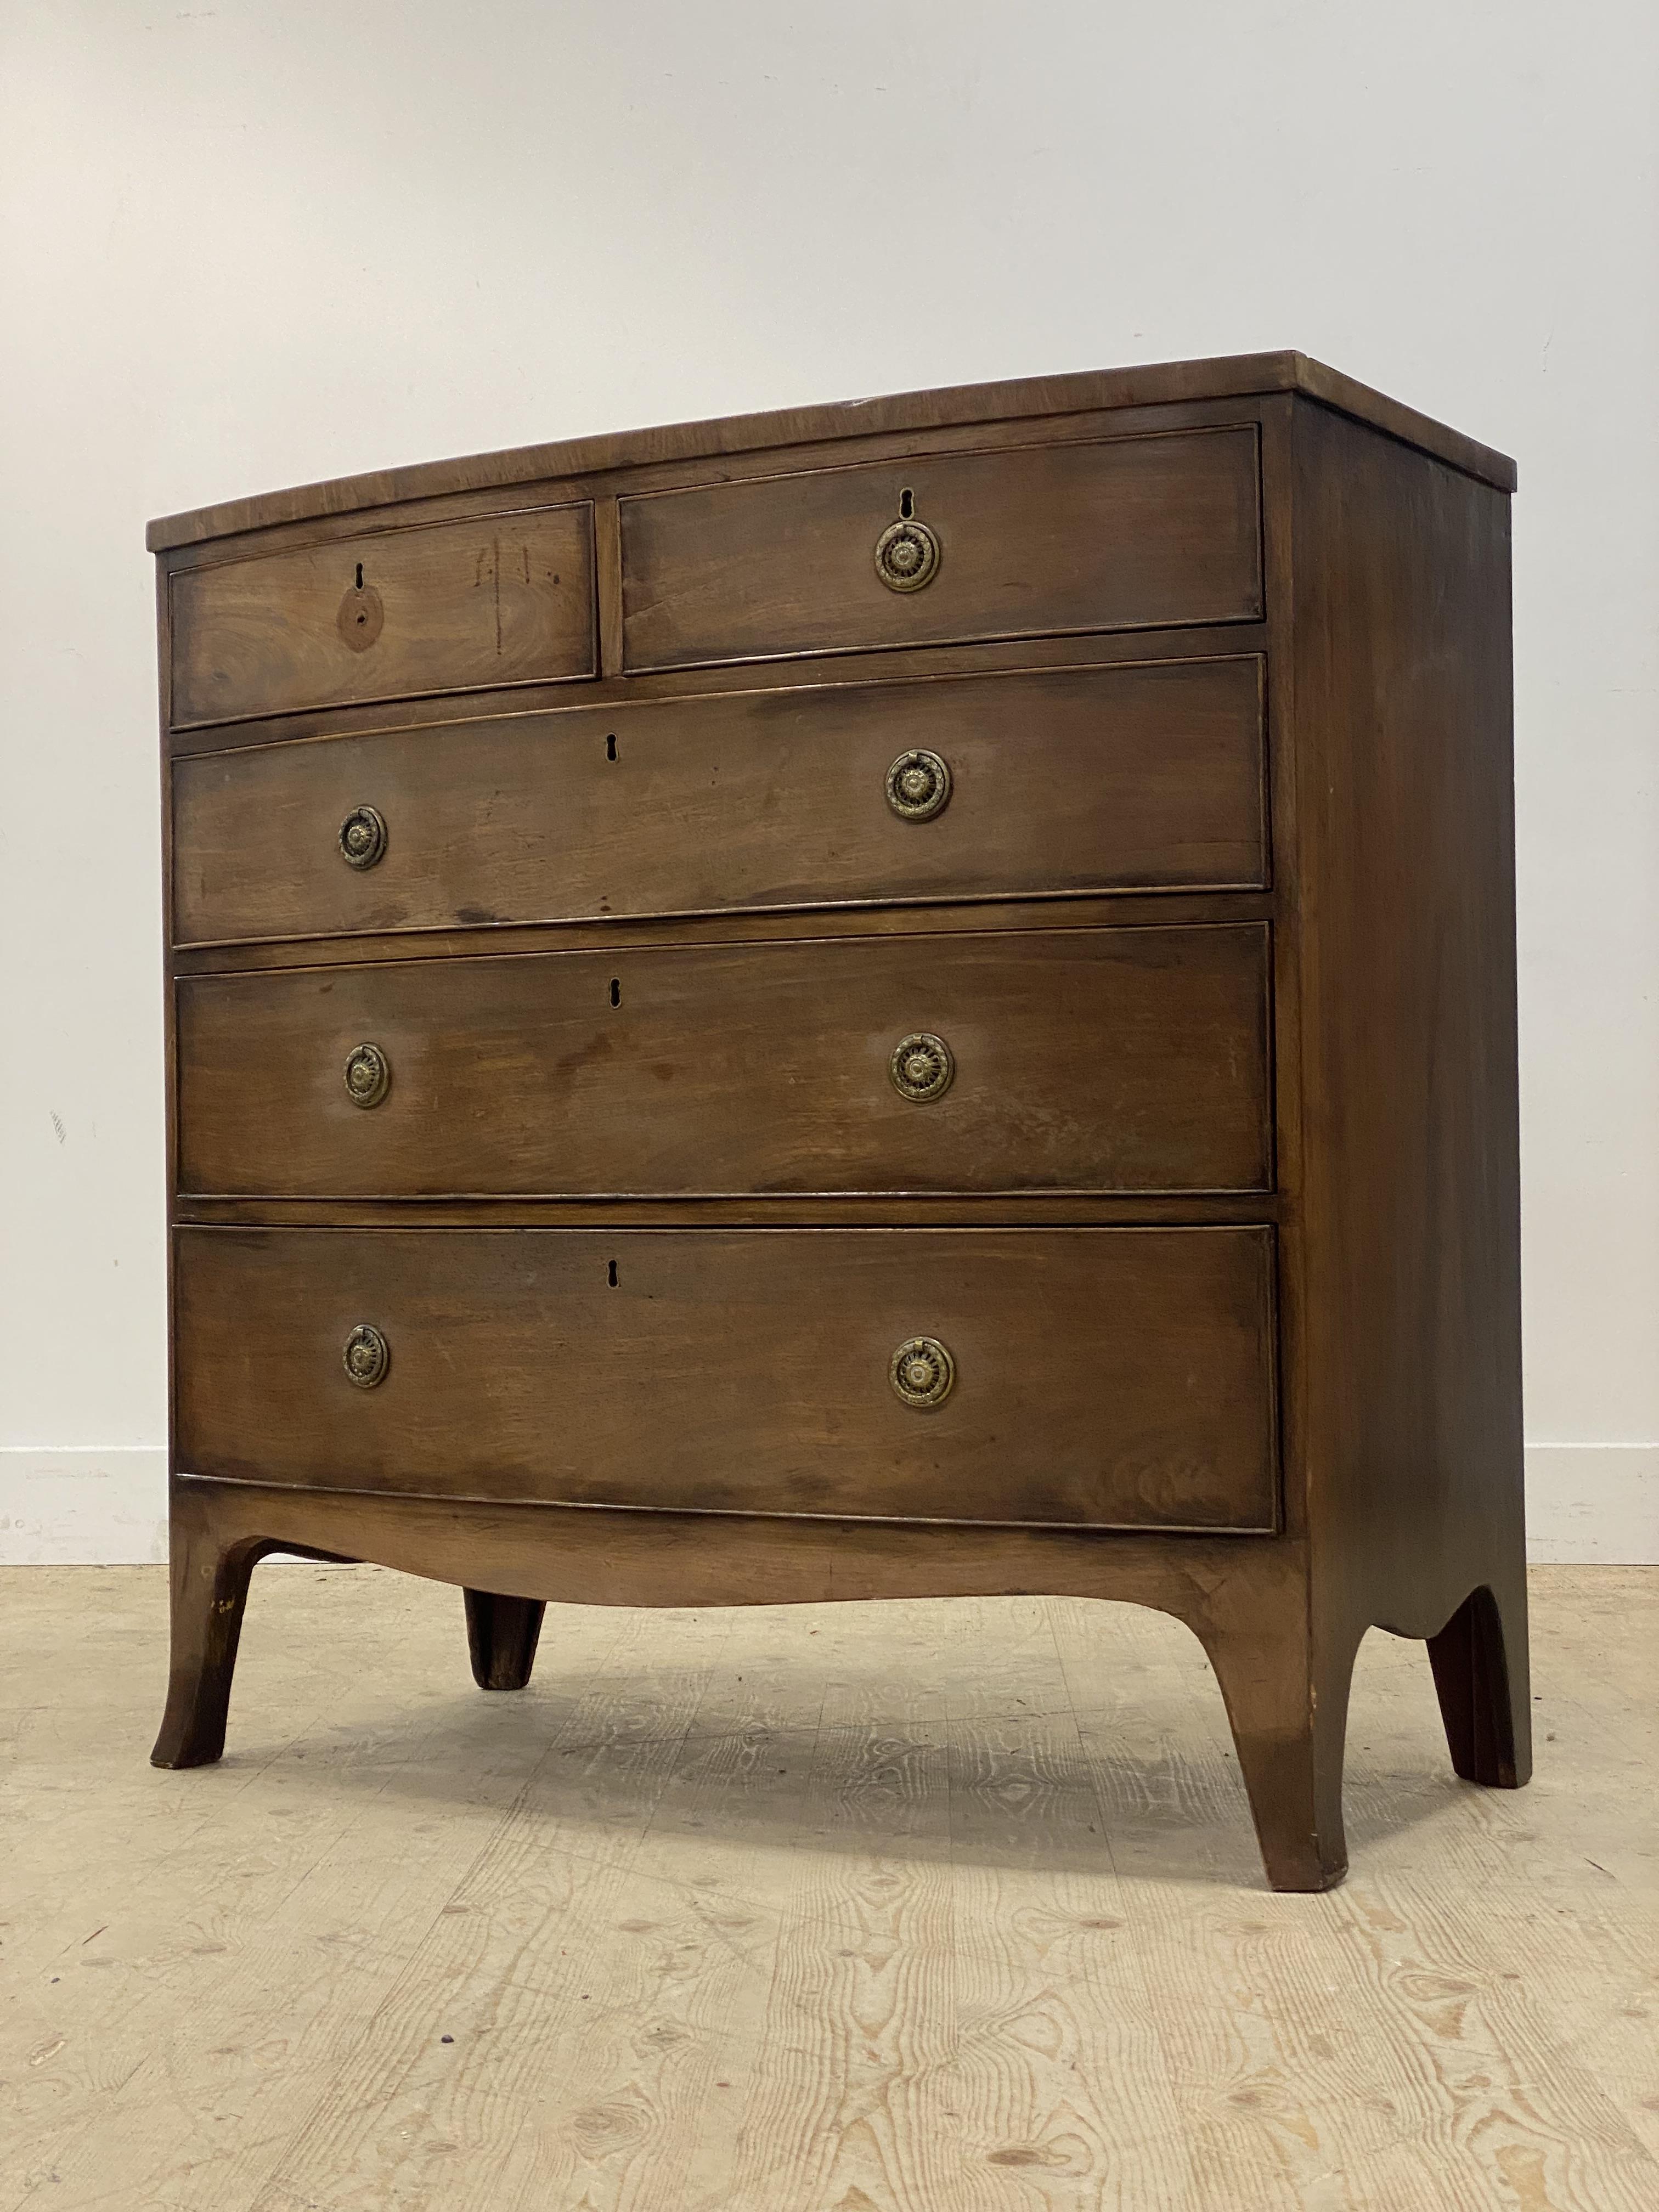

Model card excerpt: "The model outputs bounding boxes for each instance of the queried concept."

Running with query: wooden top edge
[146,351,1516,550]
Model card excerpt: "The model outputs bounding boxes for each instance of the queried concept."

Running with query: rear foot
[464,1589,545,1691]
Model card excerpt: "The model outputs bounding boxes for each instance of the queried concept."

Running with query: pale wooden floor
[1,1566,1655,2211]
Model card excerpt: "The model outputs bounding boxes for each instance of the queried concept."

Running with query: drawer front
[619,429,1262,673]
[175,1227,1279,1531]
[169,504,596,727]
[171,655,1266,946]
[176,924,1272,1198]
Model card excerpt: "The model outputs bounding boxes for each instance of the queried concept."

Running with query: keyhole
[606,734,617,762]
[355,563,364,589]
[899,488,915,519]
[609,977,621,1007]
[607,1259,618,1288]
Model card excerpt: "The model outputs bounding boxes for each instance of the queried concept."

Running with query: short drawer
[170,654,1267,946]
[619,428,1262,673]
[175,923,1272,1198]
[169,504,596,727]
[174,1226,1279,1531]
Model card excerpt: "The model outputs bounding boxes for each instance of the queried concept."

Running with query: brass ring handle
[889,1031,954,1103]
[338,805,387,870]
[342,1323,390,1389]
[885,749,952,822]
[890,1336,955,1408]
[343,1043,391,1110]
[874,516,940,593]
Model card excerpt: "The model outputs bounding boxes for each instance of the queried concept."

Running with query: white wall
[2,0,1654,1562]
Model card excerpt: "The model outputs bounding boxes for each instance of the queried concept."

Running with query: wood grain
[170,503,596,727]
[620,427,1263,671]
[2,1565,1646,2212]
[1283,404,1530,1747]
[241,1605,742,2212]
[933,1598,1197,2204]
[2,1567,638,2211]
[171,883,1274,976]
[163,614,1268,761]
[145,350,1515,551]
[171,1227,1280,1531]
[174,923,1273,1199]
[170,653,1268,946]
[146,1476,1310,1616]
[149,364,1530,1897]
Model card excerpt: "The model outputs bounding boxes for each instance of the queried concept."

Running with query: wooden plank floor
[1,1564,1655,2210]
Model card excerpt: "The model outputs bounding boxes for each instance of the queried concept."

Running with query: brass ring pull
[338,805,387,871]
[889,1031,954,1103]
[342,1323,390,1390]
[874,516,940,593]
[890,1336,955,1408]
[343,1043,391,1110]
[885,749,952,822]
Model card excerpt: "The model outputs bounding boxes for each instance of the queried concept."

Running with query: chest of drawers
[148,353,1530,1889]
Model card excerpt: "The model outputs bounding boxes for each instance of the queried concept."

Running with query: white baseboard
[1525,1443,1658,1564]
[3,1442,1656,1567]
[0,1448,340,1568]
[0,1447,168,1564]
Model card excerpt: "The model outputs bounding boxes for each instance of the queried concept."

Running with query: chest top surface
[148,350,1515,556]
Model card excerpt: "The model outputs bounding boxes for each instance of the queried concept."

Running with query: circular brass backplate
[338,805,387,871]
[885,748,952,822]
[889,1335,955,1409]
[343,1042,391,1110]
[889,1031,955,1103]
[874,517,940,593]
[342,1323,390,1390]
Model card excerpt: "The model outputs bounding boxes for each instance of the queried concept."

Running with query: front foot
[1201,1615,1358,1892]
[151,1488,274,1768]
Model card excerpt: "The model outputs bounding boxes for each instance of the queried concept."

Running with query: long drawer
[170,654,1268,946]
[169,503,597,727]
[174,1226,1279,1530]
[175,923,1272,1198]
[620,428,1262,672]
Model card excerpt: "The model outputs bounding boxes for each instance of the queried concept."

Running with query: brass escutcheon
[889,1336,955,1408]
[889,1031,955,1103]
[343,1042,391,1110]
[885,748,952,822]
[342,1323,390,1390]
[874,516,940,593]
[338,805,387,870]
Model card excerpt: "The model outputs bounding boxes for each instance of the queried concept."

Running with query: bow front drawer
[619,427,1262,672]
[174,1226,1279,1532]
[168,504,596,727]
[170,653,1266,945]
[174,922,1272,1199]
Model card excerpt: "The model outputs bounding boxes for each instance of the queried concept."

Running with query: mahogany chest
[149,354,1530,1888]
